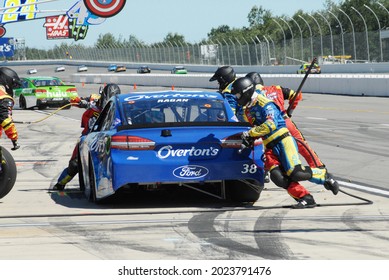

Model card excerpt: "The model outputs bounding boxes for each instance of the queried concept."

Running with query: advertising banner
[0,37,14,57]
[44,15,70,40]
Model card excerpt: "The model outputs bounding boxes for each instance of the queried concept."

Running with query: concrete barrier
[71,73,389,97]
[4,60,388,96]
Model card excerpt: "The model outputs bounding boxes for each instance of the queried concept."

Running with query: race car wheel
[63,102,71,110]
[78,148,85,192]
[0,147,17,199]
[88,157,98,203]
[19,95,27,110]
[83,0,126,18]
[225,179,262,203]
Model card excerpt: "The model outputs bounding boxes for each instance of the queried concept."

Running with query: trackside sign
[44,15,69,39]
[0,37,14,57]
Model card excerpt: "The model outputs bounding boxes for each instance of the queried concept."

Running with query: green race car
[171,66,188,74]
[13,76,79,110]
[297,63,321,74]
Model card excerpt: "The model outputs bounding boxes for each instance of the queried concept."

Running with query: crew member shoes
[324,172,339,195]
[292,194,317,209]
[53,183,65,191]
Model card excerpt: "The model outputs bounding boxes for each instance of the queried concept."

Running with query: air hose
[294,137,373,206]
[13,103,79,124]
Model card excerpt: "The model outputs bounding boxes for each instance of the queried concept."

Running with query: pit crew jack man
[0,67,21,167]
[230,77,339,209]
[54,93,102,190]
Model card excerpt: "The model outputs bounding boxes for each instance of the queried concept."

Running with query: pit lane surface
[0,68,388,260]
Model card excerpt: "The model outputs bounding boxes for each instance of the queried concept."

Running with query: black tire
[225,179,263,203]
[0,147,17,199]
[19,95,27,110]
[88,157,98,203]
[78,148,85,192]
[101,83,121,108]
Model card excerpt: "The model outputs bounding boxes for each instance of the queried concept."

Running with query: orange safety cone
[82,82,85,87]
[171,85,175,90]
[134,83,137,90]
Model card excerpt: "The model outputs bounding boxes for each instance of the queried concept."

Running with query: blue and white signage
[0,37,14,57]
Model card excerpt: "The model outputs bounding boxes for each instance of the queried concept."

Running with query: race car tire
[63,102,71,110]
[83,0,126,18]
[78,149,85,192]
[19,95,27,110]
[0,147,17,199]
[101,83,121,108]
[88,157,98,203]
[225,179,262,203]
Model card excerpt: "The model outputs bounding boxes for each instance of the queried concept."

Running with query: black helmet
[0,67,21,97]
[100,83,121,108]
[209,66,236,91]
[231,77,255,107]
[246,72,264,86]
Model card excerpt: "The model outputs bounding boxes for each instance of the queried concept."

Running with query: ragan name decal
[173,165,209,179]
[157,99,189,103]
[157,145,219,159]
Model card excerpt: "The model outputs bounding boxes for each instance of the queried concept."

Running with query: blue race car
[78,90,264,203]
[107,64,117,71]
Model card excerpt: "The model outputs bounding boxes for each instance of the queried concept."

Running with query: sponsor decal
[44,15,69,39]
[173,165,209,180]
[157,99,189,103]
[157,145,219,159]
[68,17,89,41]
[124,93,219,102]
[0,37,13,56]
[1,0,37,24]
[67,0,106,26]
[126,156,138,160]
[45,91,72,97]
[90,135,109,154]
[83,0,126,18]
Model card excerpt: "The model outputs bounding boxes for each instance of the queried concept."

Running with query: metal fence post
[364,4,383,62]
[329,11,345,57]
[298,15,314,61]
[289,17,304,61]
[352,6,370,62]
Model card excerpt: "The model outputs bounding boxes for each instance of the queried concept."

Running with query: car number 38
[241,164,258,174]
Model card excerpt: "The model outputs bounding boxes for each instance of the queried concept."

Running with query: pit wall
[5,60,389,97]
[72,72,389,97]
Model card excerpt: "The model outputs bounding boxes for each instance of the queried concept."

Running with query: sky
[3,0,343,49]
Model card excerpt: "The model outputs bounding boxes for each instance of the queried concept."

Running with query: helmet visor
[209,74,217,82]
[12,78,21,88]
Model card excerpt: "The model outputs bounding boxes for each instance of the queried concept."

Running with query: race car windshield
[123,98,227,125]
